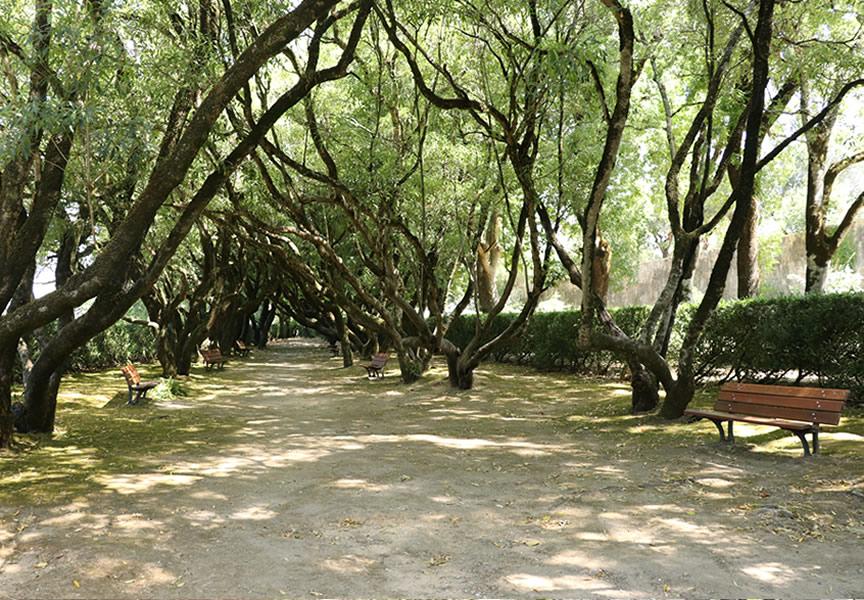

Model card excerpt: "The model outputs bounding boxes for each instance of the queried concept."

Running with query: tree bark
[736,196,760,297]
[659,0,778,417]
[630,362,659,413]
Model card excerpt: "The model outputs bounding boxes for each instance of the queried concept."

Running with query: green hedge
[692,293,863,399]
[445,306,650,374]
[444,292,864,402]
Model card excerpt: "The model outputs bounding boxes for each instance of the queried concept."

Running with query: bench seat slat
[721,382,849,401]
[712,400,841,425]
[684,409,816,431]
[717,389,844,412]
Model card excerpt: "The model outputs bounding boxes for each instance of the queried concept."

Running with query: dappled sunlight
[504,572,611,593]
[230,505,277,521]
[330,478,391,492]
[95,473,202,495]
[4,340,863,598]
[741,562,799,584]
[321,554,376,574]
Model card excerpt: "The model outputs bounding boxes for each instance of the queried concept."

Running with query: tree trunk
[592,234,612,303]
[176,342,196,376]
[805,252,830,294]
[658,0,778,418]
[256,300,277,348]
[659,378,695,419]
[737,196,760,297]
[396,351,422,384]
[0,344,16,447]
[333,309,353,367]
[443,351,475,390]
[630,362,658,413]
[476,211,502,313]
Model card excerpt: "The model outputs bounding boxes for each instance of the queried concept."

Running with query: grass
[0,364,244,506]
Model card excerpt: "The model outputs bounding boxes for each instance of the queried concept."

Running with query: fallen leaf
[429,554,450,567]
[72,580,80,588]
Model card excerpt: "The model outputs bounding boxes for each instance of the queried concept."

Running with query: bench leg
[126,388,134,406]
[812,428,819,455]
[709,419,726,442]
[793,431,812,457]
[727,420,734,443]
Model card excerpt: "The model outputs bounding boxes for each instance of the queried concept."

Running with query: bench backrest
[202,349,223,360]
[371,353,389,368]
[121,364,141,386]
[715,382,848,425]
[236,341,248,350]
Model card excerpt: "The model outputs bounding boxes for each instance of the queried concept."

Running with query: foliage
[448,293,864,403]
[692,293,864,401]
[151,378,189,402]
[68,305,156,372]
[447,306,651,373]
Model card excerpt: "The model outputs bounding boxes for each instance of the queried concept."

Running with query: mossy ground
[1,364,244,506]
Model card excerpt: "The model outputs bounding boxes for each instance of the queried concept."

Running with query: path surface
[2,340,863,598]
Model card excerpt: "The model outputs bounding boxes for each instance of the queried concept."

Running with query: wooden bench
[363,352,389,379]
[201,348,227,370]
[235,340,251,357]
[684,382,848,456]
[120,364,159,405]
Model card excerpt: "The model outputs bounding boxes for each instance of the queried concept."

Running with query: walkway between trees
[1,340,862,598]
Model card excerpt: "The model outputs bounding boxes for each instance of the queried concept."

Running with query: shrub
[68,303,156,371]
[691,292,864,401]
[445,293,864,403]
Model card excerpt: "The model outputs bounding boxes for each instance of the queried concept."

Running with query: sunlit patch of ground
[1,339,862,598]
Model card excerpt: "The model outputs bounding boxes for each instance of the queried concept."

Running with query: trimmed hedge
[692,293,863,399]
[445,292,864,402]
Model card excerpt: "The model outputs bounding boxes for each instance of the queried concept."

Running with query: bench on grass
[684,382,848,456]
[363,352,389,379]
[201,348,227,370]
[328,341,340,356]
[235,340,251,357]
[120,364,159,405]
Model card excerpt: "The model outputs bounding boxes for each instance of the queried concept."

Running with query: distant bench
[685,382,848,456]
[235,340,251,357]
[201,348,227,370]
[120,364,159,405]
[363,353,389,379]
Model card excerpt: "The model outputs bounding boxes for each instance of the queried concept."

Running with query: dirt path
[2,340,863,598]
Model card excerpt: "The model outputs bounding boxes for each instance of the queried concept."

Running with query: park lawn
[0,364,246,506]
[3,357,862,508]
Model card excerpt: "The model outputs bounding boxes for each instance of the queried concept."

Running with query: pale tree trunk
[476,211,502,313]
[805,253,830,294]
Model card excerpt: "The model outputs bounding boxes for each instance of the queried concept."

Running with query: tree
[0,0,361,444]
